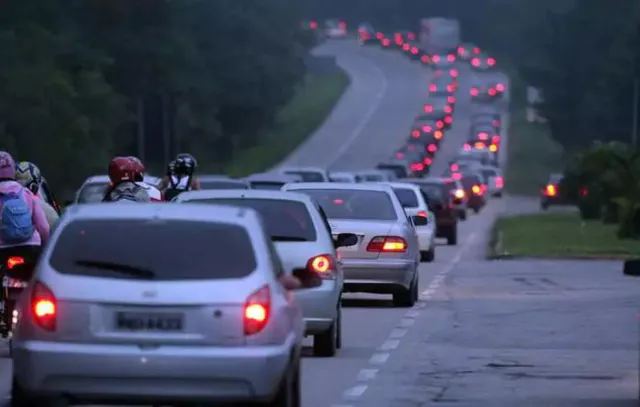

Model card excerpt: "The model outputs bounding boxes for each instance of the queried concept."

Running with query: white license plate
[2,277,28,288]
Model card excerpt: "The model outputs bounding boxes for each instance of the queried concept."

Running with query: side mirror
[291,267,322,289]
[334,232,358,248]
[623,259,640,276]
[411,215,428,226]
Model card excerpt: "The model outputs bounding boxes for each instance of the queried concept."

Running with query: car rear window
[49,220,257,280]
[200,180,249,190]
[376,164,407,179]
[249,181,285,190]
[294,189,398,221]
[480,168,497,179]
[185,198,316,241]
[392,187,419,208]
[362,174,384,181]
[77,183,107,203]
[283,171,324,182]
[461,175,481,188]
[419,185,445,204]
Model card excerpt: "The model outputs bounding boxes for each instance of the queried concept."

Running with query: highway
[1,39,638,407]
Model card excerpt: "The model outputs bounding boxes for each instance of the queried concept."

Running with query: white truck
[419,18,460,55]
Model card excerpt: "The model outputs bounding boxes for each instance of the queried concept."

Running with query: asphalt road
[1,40,638,407]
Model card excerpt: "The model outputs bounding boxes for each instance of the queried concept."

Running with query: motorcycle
[0,255,32,337]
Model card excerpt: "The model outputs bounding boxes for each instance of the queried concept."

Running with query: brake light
[410,163,424,171]
[423,157,433,165]
[496,83,505,91]
[420,55,430,64]
[496,177,504,188]
[402,43,410,51]
[452,172,462,180]
[492,135,501,143]
[450,68,458,77]
[411,47,418,54]
[429,84,436,92]
[310,21,317,29]
[472,47,480,54]
[471,58,480,67]
[432,55,440,62]
[424,104,433,112]
[407,32,416,40]
[382,38,390,46]
[396,152,404,158]
[451,163,459,171]
[472,185,481,195]
[31,282,56,331]
[411,129,420,138]
[338,21,346,30]
[367,236,407,253]
[434,130,443,140]
[447,54,455,62]
[308,254,335,279]
[489,144,498,152]
[417,211,428,218]
[427,144,437,153]
[489,88,497,96]
[333,199,344,204]
[478,132,488,140]
[447,96,456,104]
[376,32,383,39]
[422,125,432,132]
[545,184,557,196]
[487,57,496,66]
[454,189,465,199]
[474,142,485,149]
[7,256,24,270]
[244,285,270,335]
[444,106,452,114]
[436,121,444,128]
[457,46,464,54]
[470,88,479,96]
[580,187,589,196]
[463,143,471,150]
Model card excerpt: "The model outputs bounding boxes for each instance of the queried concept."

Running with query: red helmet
[128,156,145,181]
[108,157,136,185]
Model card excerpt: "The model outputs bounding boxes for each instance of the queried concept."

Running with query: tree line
[0,0,315,193]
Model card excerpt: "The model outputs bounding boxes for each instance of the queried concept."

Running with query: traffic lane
[302,198,499,407]
[327,46,429,171]
[278,40,390,168]
[351,258,640,407]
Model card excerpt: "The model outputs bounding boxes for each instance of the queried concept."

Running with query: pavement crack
[486,361,536,368]
[504,372,619,380]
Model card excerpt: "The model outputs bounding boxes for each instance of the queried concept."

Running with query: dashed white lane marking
[336,231,478,403]
[324,57,389,168]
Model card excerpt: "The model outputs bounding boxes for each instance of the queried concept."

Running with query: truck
[419,18,460,55]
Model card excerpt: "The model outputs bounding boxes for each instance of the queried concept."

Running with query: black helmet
[173,157,193,176]
[176,153,197,169]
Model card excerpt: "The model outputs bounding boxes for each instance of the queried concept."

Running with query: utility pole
[632,77,639,148]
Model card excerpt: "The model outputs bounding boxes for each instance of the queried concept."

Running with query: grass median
[489,212,640,259]
[223,71,349,177]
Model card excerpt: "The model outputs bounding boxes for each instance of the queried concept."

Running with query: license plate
[115,312,184,332]
[2,277,28,288]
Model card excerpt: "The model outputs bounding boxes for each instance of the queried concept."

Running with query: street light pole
[632,77,639,148]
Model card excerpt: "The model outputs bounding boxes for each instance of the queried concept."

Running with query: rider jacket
[103,181,151,203]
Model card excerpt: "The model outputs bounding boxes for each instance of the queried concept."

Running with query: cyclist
[161,153,200,200]
[15,161,59,227]
[128,156,162,202]
[103,156,150,203]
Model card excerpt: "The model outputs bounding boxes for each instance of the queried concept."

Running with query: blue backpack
[0,189,34,244]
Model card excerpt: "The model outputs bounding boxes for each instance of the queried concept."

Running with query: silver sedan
[283,182,424,307]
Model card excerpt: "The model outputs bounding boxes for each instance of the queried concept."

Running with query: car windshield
[293,189,398,221]
[249,181,285,190]
[392,187,419,208]
[480,168,497,179]
[182,198,316,241]
[282,170,324,182]
[200,180,249,190]
[77,182,107,203]
[49,219,257,280]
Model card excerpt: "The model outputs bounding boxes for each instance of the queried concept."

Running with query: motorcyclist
[15,161,59,227]
[161,153,200,201]
[102,157,150,203]
[127,156,162,202]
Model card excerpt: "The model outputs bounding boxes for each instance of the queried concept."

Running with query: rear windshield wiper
[75,260,156,279]
[270,235,308,242]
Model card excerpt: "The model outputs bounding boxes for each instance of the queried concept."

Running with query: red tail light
[471,58,480,66]
[471,185,482,195]
[488,88,497,96]
[376,32,383,39]
[407,32,416,40]
[402,43,410,51]
[444,106,452,114]
[310,21,318,29]
[422,125,432,133]
[452,172,462,180]
[496,84,505,91]
[244,285,270,335]
[478,132,488,140]
[410,163,424,171]
[487,57,496,66]
[493,119,500,127]
[496,177,504,188]
[429,84,436,92]
[444,116,453,124]
[436,121,444,129]
[411,129,420,138]
[432,55,440,62]
[474,141,485,149]
[492,135,501,144]
[7,256,24,270]
[423,157,432,165]
[308,254,336,279]
[447,96,456,104]
[446,84,455,92]
[427,144,437,153]
[417,211,428,218]
[451,163,459,171]
[420,55,430,64]
[472,47,480,54]
[424,105,433,112]
[545,184,557,196]
[411,47,418,54]
[457,46,464,54]
[450,68,458,77]
[367,236,407,253]
[447,54,455,62]
[434,130,443,140]
[470,88,479,96]
[338,21,346,30]
[31,282,56,331]
[382,38,390,46]
[463,143,471,150]
[396,152,404,158]
[580,187,589,197]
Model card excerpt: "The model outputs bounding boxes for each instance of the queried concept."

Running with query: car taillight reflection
[496,177,504,188]
[424,105,433,112]
[471,58,480,66]
[410,163,424,171]
[470,88,479,96]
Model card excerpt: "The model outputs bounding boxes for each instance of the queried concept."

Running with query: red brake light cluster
[308,254,336,279]
[31,282,57,331]
[367,236,407,253]
[244,285,270,336]
[471,58,480,67]
[545,184,557,196]
[432,55,440,62]
[496,177,504,188]
[7,256,24,269]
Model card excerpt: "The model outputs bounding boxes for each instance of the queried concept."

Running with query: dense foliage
[0,0,313,193]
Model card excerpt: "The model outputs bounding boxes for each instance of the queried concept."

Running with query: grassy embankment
[223,71,349,177]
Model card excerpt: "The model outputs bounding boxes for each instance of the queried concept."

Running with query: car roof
[245,172,302,182]
[381,182,422,191]
[284,182,395,193]
[62,202,260,225]
[174,189,315,205]
[278,166,326,173]
[82,174,159,185]
[403,177,446,184]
